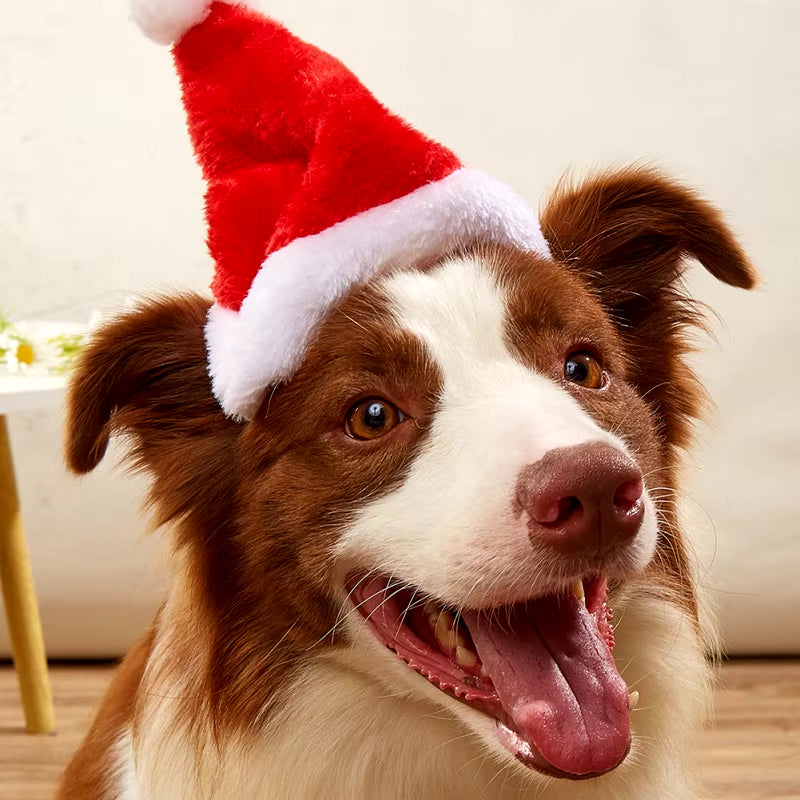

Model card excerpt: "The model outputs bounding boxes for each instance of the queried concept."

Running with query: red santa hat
[131,0,551,419]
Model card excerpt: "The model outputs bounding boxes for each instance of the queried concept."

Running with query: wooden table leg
[0,414,55,733]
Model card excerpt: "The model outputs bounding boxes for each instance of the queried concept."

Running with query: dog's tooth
[425,603,439,627]
[434,609,455,645]
[456,646,477,668]
[628,690,640,711]
[571,579,586,605]
[434,610,466,651]
[435,609,454,633]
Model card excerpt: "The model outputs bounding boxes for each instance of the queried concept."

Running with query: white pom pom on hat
[130,0,213,45]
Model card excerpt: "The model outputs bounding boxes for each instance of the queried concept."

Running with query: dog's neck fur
[122,573,710,800]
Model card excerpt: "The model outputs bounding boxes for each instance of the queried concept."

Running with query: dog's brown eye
[564,351,604,389]
[346,398,405,440]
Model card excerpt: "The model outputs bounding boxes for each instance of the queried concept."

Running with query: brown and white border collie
[59,168,755,799]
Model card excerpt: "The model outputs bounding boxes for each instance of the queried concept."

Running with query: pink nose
[516,442,644,557]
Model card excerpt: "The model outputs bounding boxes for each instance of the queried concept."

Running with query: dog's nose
[516,442,644,556]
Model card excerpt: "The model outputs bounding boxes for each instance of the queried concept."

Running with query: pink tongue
[463,595,630,777]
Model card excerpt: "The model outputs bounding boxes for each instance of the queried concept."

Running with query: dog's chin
[343,570,642,781]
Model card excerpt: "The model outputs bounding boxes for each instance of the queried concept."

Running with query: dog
[58,167,754,799]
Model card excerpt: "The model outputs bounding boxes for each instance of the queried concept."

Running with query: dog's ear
[65,294,239,522]
[541,166,757,449]
[541,166,756,296]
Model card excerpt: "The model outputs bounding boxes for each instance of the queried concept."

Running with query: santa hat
[132,0,550,420]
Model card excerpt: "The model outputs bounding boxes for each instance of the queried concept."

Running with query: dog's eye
[564,351,604,389]
[346,398,405,440]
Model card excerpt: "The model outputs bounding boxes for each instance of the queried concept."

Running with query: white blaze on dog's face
[340,255,658,602]
[333,248,665,780]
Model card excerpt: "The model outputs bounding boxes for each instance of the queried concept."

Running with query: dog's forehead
[380,255,508,381]
[377,251,609,380]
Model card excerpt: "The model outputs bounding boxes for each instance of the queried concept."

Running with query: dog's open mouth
[348,574,634,780]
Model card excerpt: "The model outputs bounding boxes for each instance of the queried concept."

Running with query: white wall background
[1,0,798,657]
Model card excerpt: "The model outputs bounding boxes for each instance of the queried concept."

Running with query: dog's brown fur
[59,167,755,798]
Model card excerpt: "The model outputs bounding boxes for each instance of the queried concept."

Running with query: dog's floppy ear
[541,166,757,449]
[540,165,756,295]
[65,294,239,520]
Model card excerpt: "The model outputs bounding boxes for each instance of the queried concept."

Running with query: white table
[0,374,61,733]
[0,374,66,414]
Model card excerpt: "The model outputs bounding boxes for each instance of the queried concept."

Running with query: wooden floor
[0,660,798,799]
